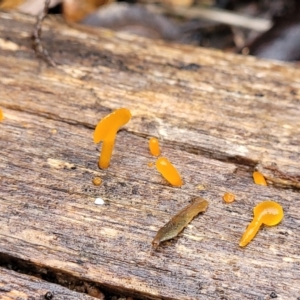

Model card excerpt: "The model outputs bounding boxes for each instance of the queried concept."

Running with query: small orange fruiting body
[239,201,284,247]
[223,192,235,203]
[0,108,4,121]
[253,171,267,186]
[94,108,131,169]
[147,162,154,167]
[149,137,160,156]
[92,177,102,186]
[156,157,182,187]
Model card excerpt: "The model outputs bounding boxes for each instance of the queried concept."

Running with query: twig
[147,5,272,32]
[32,0,56,67]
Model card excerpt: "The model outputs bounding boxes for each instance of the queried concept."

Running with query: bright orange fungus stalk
[223,192,235,203]
[156,157,182,187]
[0,109,4,121]
[94,108,131,169]
[253,171,267,186]
[239,201,284,247]
[149,137,160,156]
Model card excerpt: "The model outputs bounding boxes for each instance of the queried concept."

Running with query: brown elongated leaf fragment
[152,197,208,250]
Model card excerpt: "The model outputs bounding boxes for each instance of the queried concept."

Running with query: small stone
[44,291,53,300]
[270,291,277,298]
[197,184,206,190]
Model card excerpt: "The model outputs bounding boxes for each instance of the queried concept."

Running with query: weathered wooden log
[0,10,299,300]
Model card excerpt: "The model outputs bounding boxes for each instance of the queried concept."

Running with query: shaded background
[1,0,300,62]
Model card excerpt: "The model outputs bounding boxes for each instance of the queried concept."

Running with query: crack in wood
[0,253,123,300]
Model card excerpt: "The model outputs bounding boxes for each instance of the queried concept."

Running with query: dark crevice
[1,103,95,130]
[0,253,159,300]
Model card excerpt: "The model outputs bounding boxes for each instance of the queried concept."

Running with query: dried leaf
[81,3,181,40]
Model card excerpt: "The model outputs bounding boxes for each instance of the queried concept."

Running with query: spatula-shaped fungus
[94,108,131,169]
[239,201,284,247]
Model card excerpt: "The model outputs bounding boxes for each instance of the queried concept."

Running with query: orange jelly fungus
[94,108,131,169]
[253,171,267,186]
[239,201,284,247]
[92,177,102,186]
[149,137,160,156]
[147,162,154,167]
[0,109,4,121]
[156,157,183,187]
[223,192,235,203]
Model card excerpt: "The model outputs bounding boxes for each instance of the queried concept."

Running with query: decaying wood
[0,11,300,300]
[0,267,102,299]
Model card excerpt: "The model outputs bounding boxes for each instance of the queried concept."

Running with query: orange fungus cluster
[92,108,284,249]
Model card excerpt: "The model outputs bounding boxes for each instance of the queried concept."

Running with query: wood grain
[0,11,299,300]
[0,11,300,188]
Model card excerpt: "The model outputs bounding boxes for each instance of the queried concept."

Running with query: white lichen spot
[0,38,19,51]
[234,145,249,156]
[95,198,105,205]
[283,257,295,263]
[47,158,75,170]
[176,244,193,253]
[283,124,292,129]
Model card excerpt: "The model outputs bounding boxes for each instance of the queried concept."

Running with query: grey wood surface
[0,11,299,300]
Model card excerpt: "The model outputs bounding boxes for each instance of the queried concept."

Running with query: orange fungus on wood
[94,108,131,169]
[239,201,284,247]
[253,171,267,186]
[149,137,160,156]
[92,177,102,186]
[0,108,4,121]
[223,192,235,203]
[156,157,183,187]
